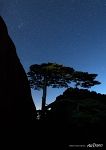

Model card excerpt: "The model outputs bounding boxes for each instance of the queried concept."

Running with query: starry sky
[1,0,106,109]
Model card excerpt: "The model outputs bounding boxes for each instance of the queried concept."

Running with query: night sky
[1,0,106,109]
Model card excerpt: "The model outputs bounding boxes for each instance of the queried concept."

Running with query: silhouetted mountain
[45,88,106,145]
[46,88,106,124]
[0,16,36,127]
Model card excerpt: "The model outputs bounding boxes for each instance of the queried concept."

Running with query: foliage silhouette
[27,62,100,120]
[27,62,74,118]
[72,71,101,88]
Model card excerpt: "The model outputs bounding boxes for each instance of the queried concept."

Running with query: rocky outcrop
[0,16,36,126]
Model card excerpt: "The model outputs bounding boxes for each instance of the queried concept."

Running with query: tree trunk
[41,76,47,119]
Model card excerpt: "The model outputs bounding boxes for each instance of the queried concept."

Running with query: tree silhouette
[27,63,74,113]
[72,71,101,88]
[27,62,101,119]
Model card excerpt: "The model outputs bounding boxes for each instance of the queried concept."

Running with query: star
[18,22,24,29]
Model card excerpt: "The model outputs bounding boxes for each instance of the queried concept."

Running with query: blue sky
[1,0,106,109]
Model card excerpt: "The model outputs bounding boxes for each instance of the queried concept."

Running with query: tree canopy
[27,62,75,90]
[72,71,101,88]
[27,62,100,90]
[27,62,101,113]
